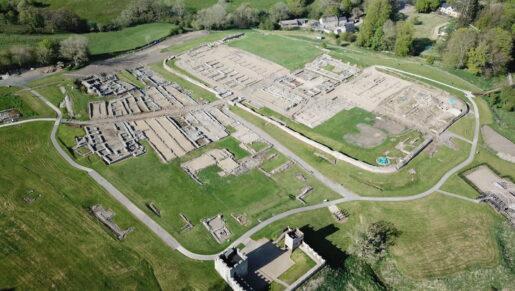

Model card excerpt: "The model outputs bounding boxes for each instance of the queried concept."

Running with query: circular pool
[376,156,391,166]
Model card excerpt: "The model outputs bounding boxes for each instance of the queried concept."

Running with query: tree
[353,221,401,263]
[356,0,392,50]
[232,3,259,28]
[455,0,479,26]
[415,0,431,13]
[269,2,290,23]
[18,6,44,32]
[382,19,396,50]
[312,0,340,17]
[45,8,88,33]
[287,0,308,17]
[35,38,59,65]
[341,0,353,15]
[171,0,186,18]
[9,46,34,67]
[442,27,477,68]
[193,0,230,30]
[0,49,13,69]
[394,21,413,56]
[466,41,487,75]
[471,28,512,76]
[117,0,161,27]
[59,36,89,68]
[475,3,514,32]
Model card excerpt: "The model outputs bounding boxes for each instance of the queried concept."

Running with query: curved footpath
[0,118,56,128]
[8,65,480,262]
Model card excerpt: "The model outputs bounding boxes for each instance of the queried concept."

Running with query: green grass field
[182,0,285,11]
[40,0,128,23]
[116,70,146,89]
[278,250,316,284]
[28,74,96,120]
[150,63,218,102]
[164,30,245,54]
[0,122,224,290]
[270,30,489,92]
[257,106,423,165]
[401,8,449,40]
[87,23,174,55]
[253,195,513,289]
[0,87,55,117]
[232,106,471,197]
[229,31,322,70]
[36,0,285,23]
[1,23,174,56]
[57,125,339,254]
[448,113,476,141]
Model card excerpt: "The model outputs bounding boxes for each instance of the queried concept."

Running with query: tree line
[1,0,513,79]
[1,36,89,72]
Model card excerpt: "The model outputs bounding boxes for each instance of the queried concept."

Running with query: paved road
[0,118,56,128]
[7,58,480,262]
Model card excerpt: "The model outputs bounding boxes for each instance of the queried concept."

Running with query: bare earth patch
[344,123,387,148]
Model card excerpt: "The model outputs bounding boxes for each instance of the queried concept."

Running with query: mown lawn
[0,122,224,290]
[278,250,316,284]
[229,31,322,70]
[57,125,339,254]
[253,194,512,289]
[232,106,471,197]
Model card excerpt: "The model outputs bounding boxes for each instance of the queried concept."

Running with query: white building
[439,3,460,18]
[319,16,355,34]
[279,18,308,29]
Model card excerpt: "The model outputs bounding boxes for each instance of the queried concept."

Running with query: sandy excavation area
[176,43,467,136]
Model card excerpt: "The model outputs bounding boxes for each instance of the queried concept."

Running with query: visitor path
[1,41,481,261]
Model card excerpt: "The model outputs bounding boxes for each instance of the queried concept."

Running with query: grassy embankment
[0,122,224,290]
[57,124,340,254]
[253,195,514,290]
[0,23,175,56]
[0,87,54,117]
